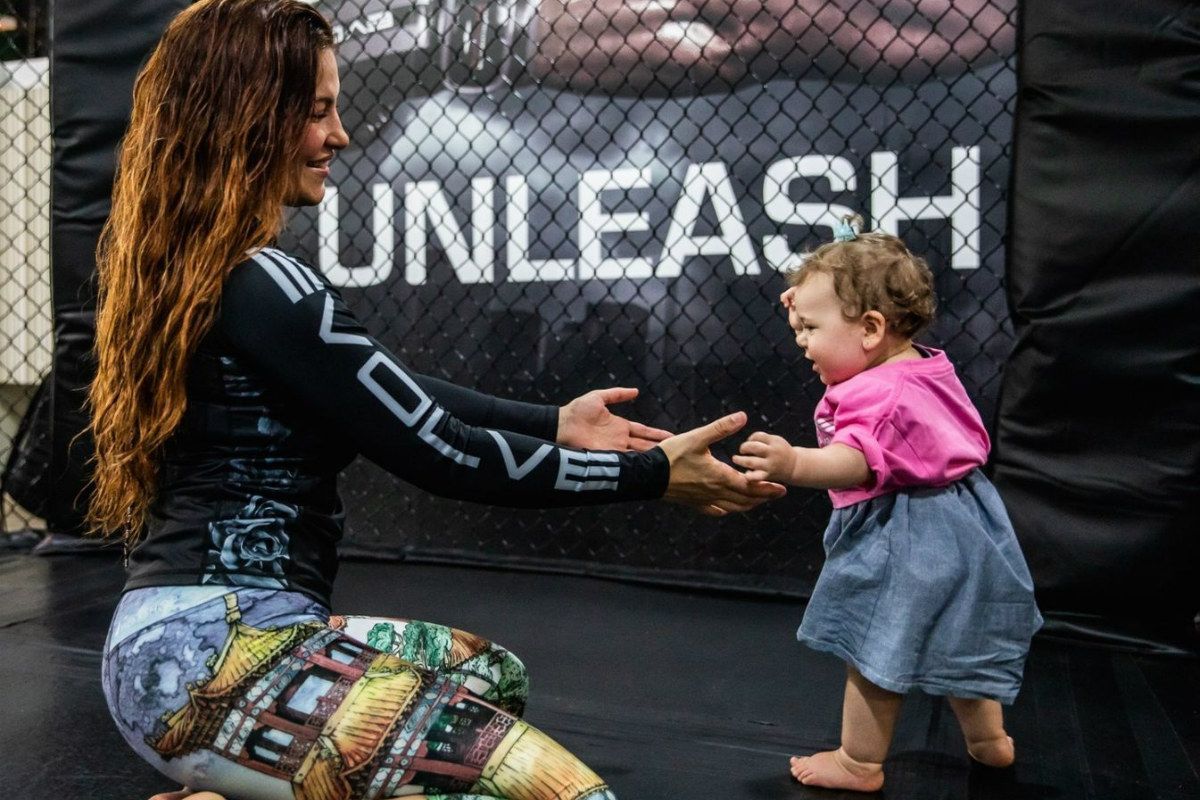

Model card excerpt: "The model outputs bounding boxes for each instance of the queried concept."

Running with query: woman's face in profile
[290,48,349,207]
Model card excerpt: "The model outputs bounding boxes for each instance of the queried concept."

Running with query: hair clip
[832,216,859,243]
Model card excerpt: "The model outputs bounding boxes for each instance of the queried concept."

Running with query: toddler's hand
[733,431,798,483]
[779,286,796,310]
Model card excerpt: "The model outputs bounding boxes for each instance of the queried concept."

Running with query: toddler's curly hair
[787,222,936,339]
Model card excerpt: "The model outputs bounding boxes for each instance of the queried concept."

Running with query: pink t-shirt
[814,347,990,508]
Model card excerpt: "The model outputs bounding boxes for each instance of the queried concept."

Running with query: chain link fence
[274,0,1018,592]
[0,0,49,548]
[2,0,1016,593]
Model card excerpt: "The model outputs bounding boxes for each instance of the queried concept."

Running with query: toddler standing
[734,219,1042,792]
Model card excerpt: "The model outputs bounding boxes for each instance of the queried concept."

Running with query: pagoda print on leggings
[150,593,606,800]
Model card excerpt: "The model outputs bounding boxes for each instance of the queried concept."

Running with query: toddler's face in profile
[784,271,870,386]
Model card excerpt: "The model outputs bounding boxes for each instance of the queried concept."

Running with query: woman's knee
[332,614,530,712]
[491,645,530,711]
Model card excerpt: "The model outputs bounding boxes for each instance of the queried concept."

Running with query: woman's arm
[218,250,770,512]
[408,372,559,441]
[414,377,672,451]
[219,251,665,508]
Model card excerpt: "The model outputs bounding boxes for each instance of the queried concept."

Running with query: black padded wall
[48,0,189,534]
[994,1,1200,633]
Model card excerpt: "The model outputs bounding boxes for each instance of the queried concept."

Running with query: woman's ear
[861,310,887,350]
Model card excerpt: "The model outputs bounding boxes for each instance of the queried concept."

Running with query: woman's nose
[328,114,350,150]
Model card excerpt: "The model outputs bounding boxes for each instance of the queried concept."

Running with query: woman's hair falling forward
[87,0,333,545]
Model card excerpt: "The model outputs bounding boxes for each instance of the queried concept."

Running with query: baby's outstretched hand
[779,286,796,310]
[733,431,798,484]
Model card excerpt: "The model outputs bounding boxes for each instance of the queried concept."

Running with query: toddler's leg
[947,697,1015,767]
[790,665,900,792]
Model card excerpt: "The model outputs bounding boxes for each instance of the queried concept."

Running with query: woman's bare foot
[148,791,227,800]
[789,748,884,792]
[967,734,1015,768]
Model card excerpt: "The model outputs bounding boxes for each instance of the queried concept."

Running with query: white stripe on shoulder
[251,251,303,303]
[258,248,320,298]
[269,248,324,294]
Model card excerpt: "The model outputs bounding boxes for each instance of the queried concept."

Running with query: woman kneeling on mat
[89,2,784,799]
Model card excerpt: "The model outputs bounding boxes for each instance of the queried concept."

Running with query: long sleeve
[216,249,668,507]
[409,372,558,441]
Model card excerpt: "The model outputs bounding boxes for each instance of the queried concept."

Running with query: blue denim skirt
[798,470,1043,704]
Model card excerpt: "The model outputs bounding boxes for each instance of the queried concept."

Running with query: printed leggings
[102,586,616,800]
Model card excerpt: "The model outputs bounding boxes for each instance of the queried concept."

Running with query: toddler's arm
[734,432,871,490]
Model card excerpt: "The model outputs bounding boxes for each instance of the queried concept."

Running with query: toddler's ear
[861,310,887,348]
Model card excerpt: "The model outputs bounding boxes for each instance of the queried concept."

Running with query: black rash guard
[125,247,669,605]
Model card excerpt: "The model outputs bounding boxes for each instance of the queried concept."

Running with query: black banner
[282,0,1017,591]
[48,0,1017,594]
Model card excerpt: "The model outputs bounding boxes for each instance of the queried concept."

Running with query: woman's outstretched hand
[659,412,787,515]
[558,387,673,451]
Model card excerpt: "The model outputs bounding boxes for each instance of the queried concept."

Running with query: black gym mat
[1,554,1197,800]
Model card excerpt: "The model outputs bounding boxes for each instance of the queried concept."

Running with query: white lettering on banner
[762,155,858,271]
[404,177,495,285]
[659,161,761,277]
[332,11,397,43]
[330,2,435,47]
[506,173,573,282]
[319,147,984,287]
[319,184,394,287]
[578,167,655,280]
[555,451,620,492]
[871,147,980,270]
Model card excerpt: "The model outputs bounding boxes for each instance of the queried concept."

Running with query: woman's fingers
[747,479,787,498]
[595,386,639,405]
[708,488,782,513]
[629,420,673,442]
[710,467,785,507]
[661,413,785,513]
[686,411,748,451]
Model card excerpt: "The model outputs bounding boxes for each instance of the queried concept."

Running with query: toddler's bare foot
[789,748,884,792]
[967,734,1015,768]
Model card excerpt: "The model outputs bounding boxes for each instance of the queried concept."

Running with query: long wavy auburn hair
[87,0,333,544]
